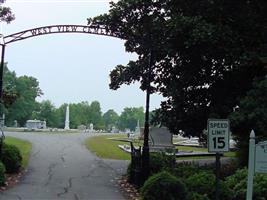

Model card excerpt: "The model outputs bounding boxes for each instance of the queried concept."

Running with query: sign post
[255,140,267,173]
[246,130,267,200]
[246,130,255,200]
[208,119,230,200]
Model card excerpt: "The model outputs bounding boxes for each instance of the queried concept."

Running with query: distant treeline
[2,66,145,130]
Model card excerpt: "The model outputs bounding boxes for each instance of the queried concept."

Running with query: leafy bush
[149,152,176,175]
[186,171,215,197]
[225,168,267,200]
[1,143,22,173]
[0,161,6,186]
[141,171,187,200]
[187,192,210,200]
[171,162,208,179]
[219,159,239,179]
[186,171,232,200]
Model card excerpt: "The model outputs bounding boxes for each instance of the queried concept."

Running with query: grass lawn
[85,134,132,160]
[5,136,32,168]
[85,134,236,160]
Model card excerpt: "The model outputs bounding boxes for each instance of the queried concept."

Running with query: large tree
[4,67,43,126]
[1,2,15,108]
[89,0,267,137]
[103,109,119,131]
[229,78,267,165]
[0,1,15,23]
[32,100,59,128]
[118,107,144,131]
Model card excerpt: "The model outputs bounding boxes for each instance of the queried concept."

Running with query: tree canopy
[118,107,144,131]
[0,1,15,24]
[103,109,119,131]
[229,78,267,165]
[89,0,267,136]
[4,66,43,126]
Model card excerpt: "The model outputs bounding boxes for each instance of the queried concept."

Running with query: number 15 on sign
[208,119,230,152]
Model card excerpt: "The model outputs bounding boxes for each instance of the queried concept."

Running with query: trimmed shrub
[1,143,22,173]
[127,152,176,185]
[149,152,176,175]
[141,171,187,200]
[185,171,232,200]
[187,192,210,200]
[225,168,267,200]
[0,161,5,186]
[171,162,208,179]
[186,171,215,197]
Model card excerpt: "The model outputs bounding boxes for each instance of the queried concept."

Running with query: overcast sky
[1,0,163,114]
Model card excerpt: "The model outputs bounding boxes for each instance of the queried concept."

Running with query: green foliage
[4,66,43,126]
[1,143,22,173]
[171,163,207,179]
[69,101,104,130]
[103,109,119,131]
[85,135,130,160]
[230,78,267,166]
[185,171,232,200]
[89,101,105,130]
[187,192,209,200]
[0,161,6,186]
[225,168,267,200]
[149,152,175,175]
[0,1,15,23]
[5,136,32,168]
[185,172,215,197]
[141,171,187,200]
[89,0,267,138]
[32,100,59,127]
[118,107,144,131]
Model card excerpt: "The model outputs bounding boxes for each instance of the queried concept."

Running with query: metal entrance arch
[0,24,122,99]
[0,24,151,181]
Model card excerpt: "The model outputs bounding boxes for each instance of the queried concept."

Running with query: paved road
[0,132,129,200]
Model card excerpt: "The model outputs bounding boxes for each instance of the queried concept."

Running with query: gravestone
[88,123,94,133]
[149,127,175,152]
[111,126,117,133]
[78,124,86,130]
[14,120,18,127]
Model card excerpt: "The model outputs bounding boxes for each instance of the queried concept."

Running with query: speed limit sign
[208,119,230,152]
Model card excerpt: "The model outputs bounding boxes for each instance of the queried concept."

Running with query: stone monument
[89,123,93,132]
[134,120,141,138]
[149,127,175,152]
[64,105,70,130]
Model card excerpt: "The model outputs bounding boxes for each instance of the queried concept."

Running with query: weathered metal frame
[3,24,120,44]
[0,25,151,180]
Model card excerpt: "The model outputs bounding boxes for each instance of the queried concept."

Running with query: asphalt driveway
[0,132,129,200]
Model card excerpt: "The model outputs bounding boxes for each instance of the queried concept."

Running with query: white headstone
[64,105,70,130]
[89,123,93,131]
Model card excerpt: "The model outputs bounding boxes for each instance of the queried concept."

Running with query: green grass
[85,134,236,160]
[85,134,132,160]
[4,136,32,168]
